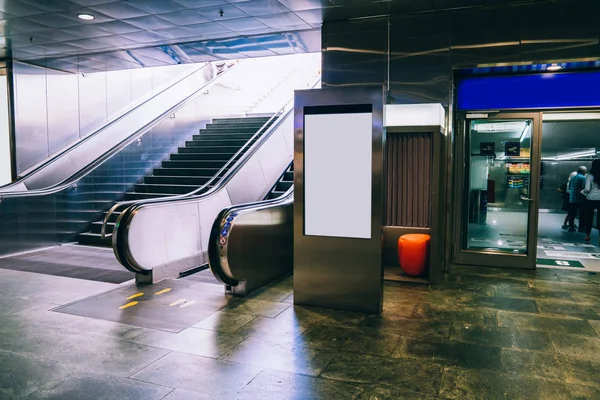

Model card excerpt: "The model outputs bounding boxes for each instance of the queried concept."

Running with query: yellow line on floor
[119,301,138,310]
[126,293,144,300]
[169,299,186,307]
[155,288,171,295]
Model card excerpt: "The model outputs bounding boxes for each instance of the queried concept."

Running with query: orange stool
[398,234,431,277]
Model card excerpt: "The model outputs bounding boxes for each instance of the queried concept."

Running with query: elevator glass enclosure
[453,112,542,269]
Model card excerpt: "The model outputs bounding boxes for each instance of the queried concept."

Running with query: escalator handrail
[0,62,235,200]
[113,77,320,274]
[100,106,283,238]
[208,178,294,286]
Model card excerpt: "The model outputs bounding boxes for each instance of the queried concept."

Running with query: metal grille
[386,133,433,227]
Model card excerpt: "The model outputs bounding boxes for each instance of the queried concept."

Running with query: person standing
[560,171,577,230]
[567,166,587,232]
[582,159,600,245]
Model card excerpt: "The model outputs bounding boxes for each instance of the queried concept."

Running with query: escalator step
[162,160,228,169]
[153,167,225,176]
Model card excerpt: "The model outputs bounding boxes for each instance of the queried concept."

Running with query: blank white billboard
[304,112,372,239]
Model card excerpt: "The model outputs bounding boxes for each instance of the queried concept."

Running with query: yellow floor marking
[119,301,138,310]
[179,300,196,308]
[126,293,144,300]
[169,299,186,307]
[155,288,172,295]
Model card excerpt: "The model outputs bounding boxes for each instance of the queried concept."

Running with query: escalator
[208,162,294,296]
[78,116,273,246]
[111,95,301,277]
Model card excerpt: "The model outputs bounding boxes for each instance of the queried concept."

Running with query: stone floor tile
[370,386,439,400]
[589,320,600,337]
[0,323,82,358]
[131,351,262,398]
[321,351,443,397]
[497,310,598,337]
[24,371,173,400]
[231,369,370,400]
[394,337,502,370]
[439,366,572,400]
[161,388,211,399]
[567,384,600,399]
[361,313,453,340]
[500,348,566,382]
[301,324,401,357]
[550,333,600,360]
[451,323,554,351]
[235,314,310,338]
[136,327,245,358]
[412,303,499,326]
[247,285,293,302]
[560,355,600,389]
[220,336,336,376]
[276,305,367,327]
[192,311,256,334]
[0,350,76,399]
[536,299,600,320]
[465,296,539,313]
[225,298,291,318]
[49,336,170,377]
[282,294,294,304]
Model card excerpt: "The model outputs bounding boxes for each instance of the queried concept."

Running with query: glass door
[453,112,542,269]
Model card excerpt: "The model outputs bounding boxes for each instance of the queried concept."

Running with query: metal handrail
[0,62,237,201]
[100,100,288,238]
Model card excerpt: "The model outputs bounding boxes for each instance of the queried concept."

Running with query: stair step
[169,153,233,162]
[268,190,286,199]
[184,140,251,148]
[276,181,293,192]
[134,183,199,194]
[89,221,115,234]
[153,167,225,177]
[78,232,112,247]
[212,117,272,125]
[161,160,228,169]
[192,133,255,141]
[144,176,212,185]
[199,127,265,134]
[176,148,239,157]
[123,192,179,201]
[283,171,293,181]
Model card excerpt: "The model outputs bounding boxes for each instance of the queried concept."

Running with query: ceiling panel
[0,0,551,73]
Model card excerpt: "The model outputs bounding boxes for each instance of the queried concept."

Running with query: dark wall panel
[321,0,600,109]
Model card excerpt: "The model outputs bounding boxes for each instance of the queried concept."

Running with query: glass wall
[464,119,533,254]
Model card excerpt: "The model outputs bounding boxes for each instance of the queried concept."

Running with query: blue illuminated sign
[457,70,600,111]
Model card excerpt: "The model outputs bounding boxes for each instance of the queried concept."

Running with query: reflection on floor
[467,210,600,272]
[1,264,599,399]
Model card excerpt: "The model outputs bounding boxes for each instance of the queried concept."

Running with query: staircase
[265,162,294,200]
[78,115,273,246]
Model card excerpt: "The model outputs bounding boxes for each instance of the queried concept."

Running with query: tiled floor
[1,264,599,399]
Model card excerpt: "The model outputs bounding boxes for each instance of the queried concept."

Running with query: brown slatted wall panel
[386,133,433,228]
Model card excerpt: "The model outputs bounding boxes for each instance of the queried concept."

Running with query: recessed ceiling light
[546,64,562,71]
[77,13,95,20]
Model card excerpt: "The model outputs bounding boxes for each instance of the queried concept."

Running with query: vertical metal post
[6,60,17,181]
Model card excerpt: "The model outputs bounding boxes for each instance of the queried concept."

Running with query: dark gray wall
[13,62,199,174]
[321,0,600,108]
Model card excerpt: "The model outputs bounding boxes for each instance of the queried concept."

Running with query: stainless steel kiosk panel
[293,87,385,314]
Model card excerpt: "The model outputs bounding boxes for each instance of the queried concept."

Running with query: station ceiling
[0,0,550,72]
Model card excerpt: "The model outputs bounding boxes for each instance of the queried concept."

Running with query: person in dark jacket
[567,166,587,232]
